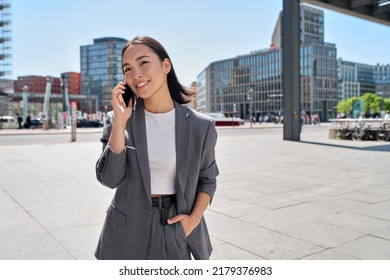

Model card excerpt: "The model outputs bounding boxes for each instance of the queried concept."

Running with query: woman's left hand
[167,214,200,237]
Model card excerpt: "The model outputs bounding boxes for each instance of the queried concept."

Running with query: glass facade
[81,37,127,113]
[0,0,12,79]
[197,4,338,121]
[337,59,376,100]
[198,43,337,121]
[374,63,390,98]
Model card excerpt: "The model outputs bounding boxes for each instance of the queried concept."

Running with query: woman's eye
[124,68,132,73]
[140,61,149,66]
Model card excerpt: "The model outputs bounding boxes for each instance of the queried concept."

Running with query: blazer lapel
[175,103,190,195]
[130,100,151,202]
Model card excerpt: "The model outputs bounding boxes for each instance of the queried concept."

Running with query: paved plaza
[0,123,390,260]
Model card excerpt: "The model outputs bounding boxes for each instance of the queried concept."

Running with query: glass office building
[0,0,11,79]
[374,63,390,98]
[197,43,337,121]
[337,59,377,101]
[80,37,127,113]
[197,5,337,120]
[197,5,338,121]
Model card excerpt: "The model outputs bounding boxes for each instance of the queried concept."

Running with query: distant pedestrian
[24,113,31,129]
[94,36,219,260]
[17,114,23,129]
[384,111,390,120]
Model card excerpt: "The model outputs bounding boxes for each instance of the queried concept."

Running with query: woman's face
[122,44,171,100]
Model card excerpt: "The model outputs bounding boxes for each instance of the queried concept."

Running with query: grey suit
[95,100,219,260]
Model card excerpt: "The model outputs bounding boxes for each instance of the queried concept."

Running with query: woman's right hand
[111,81,133,125]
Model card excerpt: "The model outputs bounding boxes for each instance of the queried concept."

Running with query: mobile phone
[121,84,135,108]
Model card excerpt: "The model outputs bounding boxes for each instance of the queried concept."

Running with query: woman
[95,36,219,260]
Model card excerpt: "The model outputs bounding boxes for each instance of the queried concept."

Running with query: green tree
[336,97,358,116]
[384,98,390,112]
[360,93,383,116]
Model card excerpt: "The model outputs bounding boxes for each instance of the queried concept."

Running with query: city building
[80,37,127,113]
[61,72,81,95]
[0,0,12,116]
[337,59,376,101]
[0,0,11,79]
[374,63,390,98]
[14,75,61,94]
[197,4,338,122]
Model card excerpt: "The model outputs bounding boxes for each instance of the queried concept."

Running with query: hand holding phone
[119,84,135,108]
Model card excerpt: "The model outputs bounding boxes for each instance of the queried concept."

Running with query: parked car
[205,112,244,126]
[86,120,103,127]
[30,119,43,129]
[77,118,87,128]
[0,116,18,129]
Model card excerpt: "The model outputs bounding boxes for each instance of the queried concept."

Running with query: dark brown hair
[122,36,194,104]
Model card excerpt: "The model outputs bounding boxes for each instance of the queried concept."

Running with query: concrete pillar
[282,0,301,141]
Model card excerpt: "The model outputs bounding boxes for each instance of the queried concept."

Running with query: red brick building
[14,75,61,94]
[61,72,81,94]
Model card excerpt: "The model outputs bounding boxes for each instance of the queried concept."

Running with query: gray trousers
[145,202,191,260]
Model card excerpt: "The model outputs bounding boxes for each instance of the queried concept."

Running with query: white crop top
[145,108,176,195]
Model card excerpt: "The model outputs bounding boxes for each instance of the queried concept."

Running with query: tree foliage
[336,97,357,115]
[337,93,388,117]
[360,93,382,115]
[384,98,390,112]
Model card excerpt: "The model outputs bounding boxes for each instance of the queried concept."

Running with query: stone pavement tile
[300,249,358,260]
[0,169,37,187]
[353,203,390,221]
[210,236,225,247]
[211,242,266,260]
[239,207,309,232]
[338,191,390,204]
[309,186,353,197]
[315,197,373,213]
[334,236,390,260]
[0,208,46,241]
[233,231,323,260]
[3,184,71,210]
[370,226,390,241]
[278,188,330,203]
[318,211,390,235]
[0,189,20,210]
[275,202,339,222]
[362,185,390,196]
[322,181,371,192]
[216,185,269,205]
[277,220,364,248]
[378,199,390,208]
[217,184,304,210]
[206,211,270,245]
[0,232,74,260]
[27,203,102,232]
[51,224,102,260]
[254,194,304,210]
[209,195,261,218]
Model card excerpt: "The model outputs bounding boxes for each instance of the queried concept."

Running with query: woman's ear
[163,58,171,74]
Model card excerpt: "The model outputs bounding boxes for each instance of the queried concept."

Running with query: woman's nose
[132,68,143,80]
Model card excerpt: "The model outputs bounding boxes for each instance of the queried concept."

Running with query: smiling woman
[94,36,219,260]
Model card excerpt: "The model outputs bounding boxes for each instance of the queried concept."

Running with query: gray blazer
[95,100,219,260]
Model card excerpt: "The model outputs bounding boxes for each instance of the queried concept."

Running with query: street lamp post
[247,88,254,128]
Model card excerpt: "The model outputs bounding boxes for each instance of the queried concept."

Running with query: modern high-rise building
[374,63,390,98]
[0,0,12,116]
[80,37,127,113]
[0,0,11,79]
[197,4,337,121]
[337,59,376,100]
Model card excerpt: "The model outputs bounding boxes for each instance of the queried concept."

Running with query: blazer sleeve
[197,119,219,202]
[95,111,126,189]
